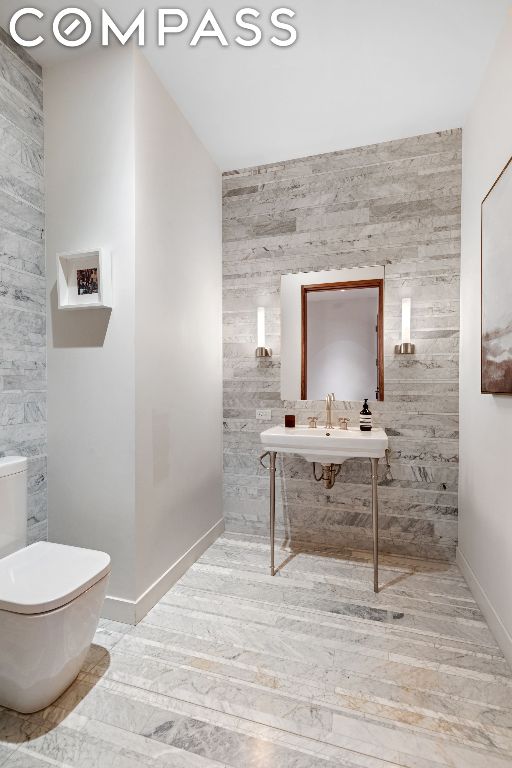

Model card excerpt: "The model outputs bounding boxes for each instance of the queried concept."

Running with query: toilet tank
[0,457,28,558]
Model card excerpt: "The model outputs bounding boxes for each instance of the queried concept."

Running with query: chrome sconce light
[395,298,415,355]
[256,307,272,358]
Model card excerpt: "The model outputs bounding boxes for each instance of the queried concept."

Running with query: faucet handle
[307,417,318,429]
[338,417,349,430]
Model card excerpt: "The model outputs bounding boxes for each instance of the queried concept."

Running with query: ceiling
[0,0,510,170]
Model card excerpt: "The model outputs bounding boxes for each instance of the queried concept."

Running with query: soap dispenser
[360,399,372,432]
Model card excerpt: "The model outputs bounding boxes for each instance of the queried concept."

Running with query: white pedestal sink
[260,424,389,592]
[260,425,388,464]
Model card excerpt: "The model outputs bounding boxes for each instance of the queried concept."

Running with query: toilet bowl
[0,457,111,713]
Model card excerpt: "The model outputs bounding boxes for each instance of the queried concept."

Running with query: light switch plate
[256,409,272,421]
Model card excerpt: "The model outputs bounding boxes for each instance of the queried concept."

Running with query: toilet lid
[0,542,111,615]
[0,456,27,478]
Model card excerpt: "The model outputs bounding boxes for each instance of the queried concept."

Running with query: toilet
[0,456,111,714]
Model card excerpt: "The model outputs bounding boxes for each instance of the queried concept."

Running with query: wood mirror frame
[301,279,384,401]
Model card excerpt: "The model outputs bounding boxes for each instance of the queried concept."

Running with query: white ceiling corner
[0,0,510,170]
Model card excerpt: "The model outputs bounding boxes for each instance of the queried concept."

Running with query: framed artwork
[481,155,512,394]
[77,268,98,296]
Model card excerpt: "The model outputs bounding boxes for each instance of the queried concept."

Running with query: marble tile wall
[0,28,46,544]
[223,129,462,561]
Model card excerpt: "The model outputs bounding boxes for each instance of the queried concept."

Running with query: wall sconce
[256,307,272,358]
[395,298,415,354]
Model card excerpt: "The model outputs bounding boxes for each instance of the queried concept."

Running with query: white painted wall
[45,47,223,622]
[133,52,223,615]
[307,291,378,401]
[45,46,137,604]
[458,10,512,665]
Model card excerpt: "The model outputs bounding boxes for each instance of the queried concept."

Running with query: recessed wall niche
[57,249,112,310]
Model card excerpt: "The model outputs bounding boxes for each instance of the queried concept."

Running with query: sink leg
[370,458,379,593]
[270,452,277,576]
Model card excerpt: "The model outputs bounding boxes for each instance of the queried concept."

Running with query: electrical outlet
[256,409,272,421]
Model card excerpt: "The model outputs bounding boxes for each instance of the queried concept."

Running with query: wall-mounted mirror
[281,266,385,402]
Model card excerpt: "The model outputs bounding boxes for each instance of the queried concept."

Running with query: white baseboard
[457,547,512,668]
[102,593,138,624]
[102,518,225,625]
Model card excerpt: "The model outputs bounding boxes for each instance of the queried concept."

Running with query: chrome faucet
[325,393,335,429]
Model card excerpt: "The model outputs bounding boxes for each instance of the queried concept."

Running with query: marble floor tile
[0,533,511,768]
[0,745,15,767]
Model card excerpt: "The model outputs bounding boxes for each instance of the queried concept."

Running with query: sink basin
[260,425,388,464]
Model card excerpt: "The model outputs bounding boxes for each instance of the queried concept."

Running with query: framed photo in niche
[481,156,512,394]
[57,249,112,310]
[77,267,98,296]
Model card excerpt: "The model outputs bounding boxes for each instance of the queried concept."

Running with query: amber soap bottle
[360,399,372,432]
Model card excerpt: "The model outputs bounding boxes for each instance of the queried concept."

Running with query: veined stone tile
[0,421,45,452]
[0,115,44,176]
[110,630,512,756]
[0,345,46,370]
[225,452,459,494]
[203,538,471,594]
[385,276,460,303]
[51,672,395,768]
[222,244,419,274]
[0,265,45,312]
[0,306,45,344]
[6,532,510,768]
[0,400,23,426]
[223,476,458,517]
[384,358,459,384]
[224,128,461,179]
[0,745,15,766]
[0,151,45,211]
[0,190,44,243]
[224,187,460,232]
[0,34,46,541]
[0,78,43,146]
[223,521,457,563]
[222,488,459,525]
[24,398,46,423]
[223,488,459,536]
[384,336,459,359]
[223,147,462,193]
[0,226,44,263]
[384,254,461,277]
[223,157,461,215]
[1,369,46,392]
[0,41,43,112]
[223,231,460,268]
[369,194,460,224]
[27,454,46,493]
[27,489,46,528]
[0,27,42,78]
[18,143,44,177]
[221,201,463,571]
[223,219,459,257]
